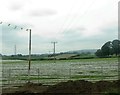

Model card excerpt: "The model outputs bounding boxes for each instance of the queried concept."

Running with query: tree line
[95,39,120,57]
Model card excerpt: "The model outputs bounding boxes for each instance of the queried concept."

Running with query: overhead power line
[0,21,27,31]
[0,21,32,83]
[58,0,96,34]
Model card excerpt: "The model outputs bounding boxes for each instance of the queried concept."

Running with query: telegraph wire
[66,0,96,31]
[58,0,96,34]
[0,21,28,31]
[0,20,32,82]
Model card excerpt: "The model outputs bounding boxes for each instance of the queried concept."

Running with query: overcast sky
[0,0,119,55]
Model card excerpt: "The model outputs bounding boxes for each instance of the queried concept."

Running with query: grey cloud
[2,27,28,54]
[66,27,86,32]
[29,9,57,17]
[118,30,120,40]
[61,27,86,41]
[74,27,86,31]
[9,3,23,11]
[101,25,117,34]
[100,24,118,40]
[2,24,28,46]
[59,25,117,47]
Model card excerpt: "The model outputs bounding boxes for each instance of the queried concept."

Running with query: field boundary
[2,66,118,88]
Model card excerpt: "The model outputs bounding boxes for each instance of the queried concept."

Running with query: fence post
[8,69,11,88]
[101,65,103,81]
[89,66,91,81]
[38,68,39,83]
[69,68,71,80]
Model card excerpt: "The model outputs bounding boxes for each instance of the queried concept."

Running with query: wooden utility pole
[29,29,31,71]
[26,29,31,83]
[51,42,57,63]
[14,44,16,56]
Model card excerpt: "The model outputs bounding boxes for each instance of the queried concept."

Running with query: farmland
[2,58,119,87]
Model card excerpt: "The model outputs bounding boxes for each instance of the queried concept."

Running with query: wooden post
[28,29,31,83]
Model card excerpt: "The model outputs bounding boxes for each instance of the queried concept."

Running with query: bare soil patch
[2,80,120,95]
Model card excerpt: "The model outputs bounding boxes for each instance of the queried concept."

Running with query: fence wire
[2,65,118,88]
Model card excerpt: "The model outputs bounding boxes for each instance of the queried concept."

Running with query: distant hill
[55,49,97,60]
[2,49,98,60]
[64,49,98,54]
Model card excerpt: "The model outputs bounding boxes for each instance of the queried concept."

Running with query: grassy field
[2,57,119,86]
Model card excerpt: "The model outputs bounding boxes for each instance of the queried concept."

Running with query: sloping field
[55,54,78,59]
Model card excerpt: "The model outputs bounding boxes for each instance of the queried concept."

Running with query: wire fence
[2,65,118,88]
